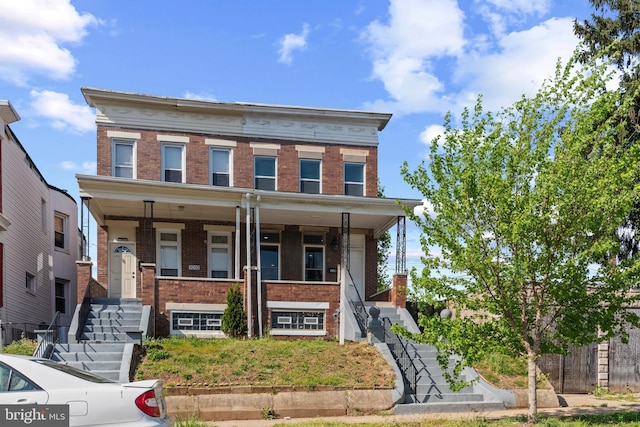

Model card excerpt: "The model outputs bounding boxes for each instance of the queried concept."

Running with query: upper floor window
[210,148,231,187]
[162,144,185,183]
[300,159,320,194]
[209,232,231,278]
[255,156,276,190]
[344,163,365,196]
[54,213,67,250]
[25,272,35,294]
[55,279,68,314]
[157,229,181,276]
[112,139,135,178]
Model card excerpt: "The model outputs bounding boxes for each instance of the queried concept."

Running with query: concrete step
[87,311,142,320]
[84,318,140,327]
[80,333,128,342]
[55,343,126,353]
[411,382,474,395]
[63,360,122,372]
[406,392,485,404]
[394,400,508,415]
[53,351,123,363]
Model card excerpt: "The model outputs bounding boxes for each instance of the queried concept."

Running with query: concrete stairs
[368,303,514,414]
[50,298,148,382]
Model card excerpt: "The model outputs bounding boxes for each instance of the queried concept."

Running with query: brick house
[76,88,421,341]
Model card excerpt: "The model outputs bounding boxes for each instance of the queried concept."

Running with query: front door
[347,235,365,302]
[109,242,136,298]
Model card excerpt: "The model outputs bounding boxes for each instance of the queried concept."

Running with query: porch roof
[77,175,422,238]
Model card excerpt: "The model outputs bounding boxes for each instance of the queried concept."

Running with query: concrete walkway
[205,394,640,426]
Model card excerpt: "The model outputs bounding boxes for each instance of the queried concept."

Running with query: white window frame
[112,139,136,178]
[267,302,329,337]
[344,162,365,196]
[303,233,324,282]
[161,143,186,183]
[299,159,321,194]
[209,148,232,187]
[208,231,232,279]
[170,310,225,337]
[54,212,67,251]
[254,156,277,190]
[156,228,181,277]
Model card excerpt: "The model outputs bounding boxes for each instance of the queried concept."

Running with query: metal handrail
[346,268,368,338]
[383,317,418,401]
[33,311,61,359]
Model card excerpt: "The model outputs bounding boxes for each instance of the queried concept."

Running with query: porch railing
[33,311,61,359]
[383,317,418,401]
[346,269,368,338]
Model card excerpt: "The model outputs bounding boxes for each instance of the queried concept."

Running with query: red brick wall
[95,125,379,196]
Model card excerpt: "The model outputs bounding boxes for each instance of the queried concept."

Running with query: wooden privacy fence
[537,308,640,393]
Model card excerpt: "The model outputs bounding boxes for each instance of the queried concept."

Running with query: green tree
[575,0,640,258]
[377,183,392,291]
[400,57,640,423]
[221,284,247,338]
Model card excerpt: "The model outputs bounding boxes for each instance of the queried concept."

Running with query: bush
[221,284,247,338]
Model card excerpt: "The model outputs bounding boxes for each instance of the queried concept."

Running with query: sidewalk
[205,394,640,426]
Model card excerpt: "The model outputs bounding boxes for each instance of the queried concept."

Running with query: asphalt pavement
[205,394,640,426]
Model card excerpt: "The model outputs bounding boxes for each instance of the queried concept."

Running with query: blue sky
[0,0,592,269]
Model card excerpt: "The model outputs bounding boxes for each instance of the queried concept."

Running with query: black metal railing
[33,311,61,359]
[383,317,418,400]
[346,269,368,338]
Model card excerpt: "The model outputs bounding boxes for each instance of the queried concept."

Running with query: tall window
[254,156,276,190]
[304,233,324,281]
[55,279,68,314]
[112,140,135,178]
[25,273,35,293]
[209,232,231,278]
[162,144,185,183]
[300,159,320,194]
[209,148,231,186]
[158,230,180,276]
[54,213,66,250]
[260,231,280,280]
[344,163,365,196]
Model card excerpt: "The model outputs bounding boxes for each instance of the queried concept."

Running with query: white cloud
[278,23,310,65]
[183,91,218,102]
[361,0,578,117]
[419,124,445,147]
[30,90,95,133]
[0,0,98,84]
[60,160,95,173]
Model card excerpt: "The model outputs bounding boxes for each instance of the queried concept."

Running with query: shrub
[221,284,247,338]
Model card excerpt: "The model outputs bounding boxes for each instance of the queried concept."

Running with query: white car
[0,353,173,426]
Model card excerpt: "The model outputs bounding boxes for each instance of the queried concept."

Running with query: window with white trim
[271,311,325,331]
[254,156,276,190]
[54,212,67,250]
[300,159,320,194]
[260,231,280,280]
[344,162,365,196]
[209,232,231,278]
[303,233,324,281]
[171,311,223,332]
[157,229,181,276]
[112,139,135,178]
[55,279,68,314]
[162,144,185,183]
[209,148,231,186]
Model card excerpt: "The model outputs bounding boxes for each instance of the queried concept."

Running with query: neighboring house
[76,88,421,340]
[0,100,79,345]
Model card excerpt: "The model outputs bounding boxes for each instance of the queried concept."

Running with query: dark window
[254,156,276,190]
[344,163,364,196]
[300,159,320,194]
[261,245,279,280]
[271,311,325,330]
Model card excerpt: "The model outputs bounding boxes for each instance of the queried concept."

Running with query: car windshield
[35,359,116,383]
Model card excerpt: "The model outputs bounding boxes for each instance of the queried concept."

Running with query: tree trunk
[527,351,538,423]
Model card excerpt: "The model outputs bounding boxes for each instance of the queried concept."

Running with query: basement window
[170,311,224,337]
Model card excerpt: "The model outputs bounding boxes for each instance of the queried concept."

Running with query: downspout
[245,193,252,338]
[255,195,263,338]
[235,206,240,280]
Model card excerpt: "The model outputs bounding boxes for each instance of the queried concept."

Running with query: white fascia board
[267,301,330,309]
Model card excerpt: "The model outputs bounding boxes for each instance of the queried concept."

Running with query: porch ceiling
[77,175,422,237]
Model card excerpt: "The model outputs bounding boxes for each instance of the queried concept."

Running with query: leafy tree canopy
[400,56,640,422]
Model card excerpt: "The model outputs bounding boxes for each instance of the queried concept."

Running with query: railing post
[367,306,385,344]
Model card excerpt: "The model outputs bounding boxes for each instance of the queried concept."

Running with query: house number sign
[188,265,200,270]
